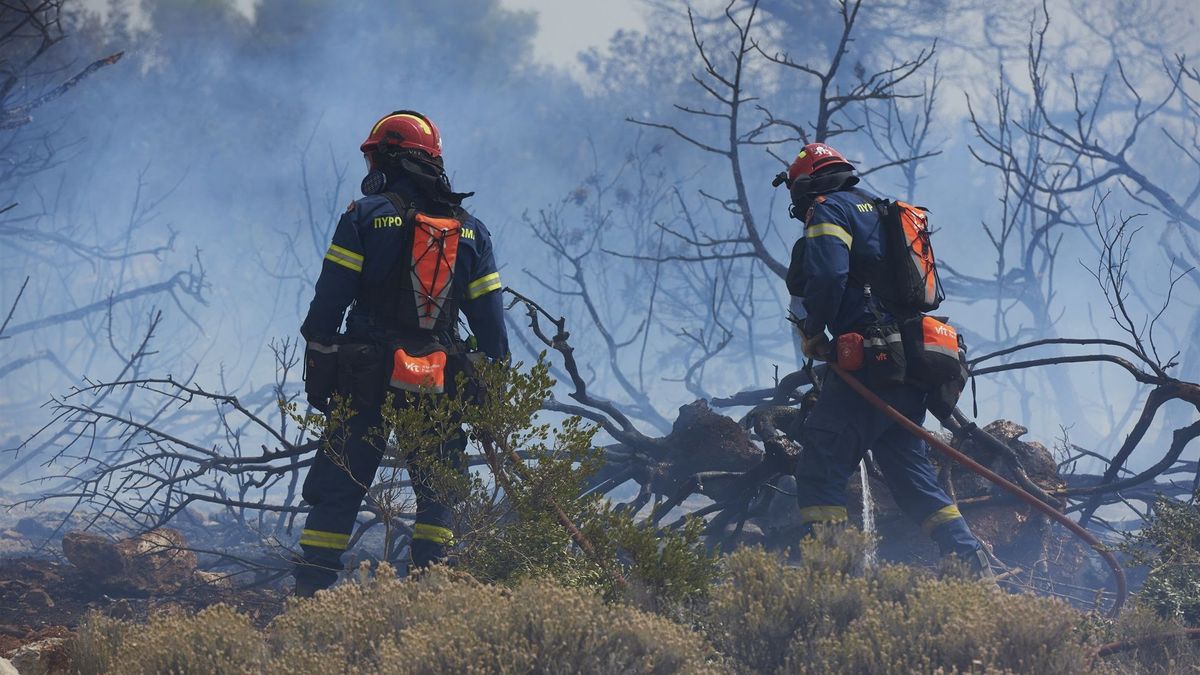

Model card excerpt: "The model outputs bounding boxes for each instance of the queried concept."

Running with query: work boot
[967,549,995,581]
[937,548,996,585]
[797,518,850,543]
[292,579,326,598]
[410,539,456,570]
[291,553,339,597]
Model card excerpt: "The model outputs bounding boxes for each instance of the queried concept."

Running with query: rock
[0,657,17,675]
[62,532,126,579]
[8,637,67,675]
[192,569,233,590]
[62,528,197,595]
[655,400,763,496]
[725,521,765,548]
[106,598,134,620]
[14,518,56,540]
[20,589,53,609]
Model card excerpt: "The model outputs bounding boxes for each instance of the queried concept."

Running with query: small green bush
[1091,604,1200,674]
[1123,496,1200,626]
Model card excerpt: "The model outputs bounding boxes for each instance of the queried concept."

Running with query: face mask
[361,153,387,195]
[789,177,815,220]
[361,169,387,196]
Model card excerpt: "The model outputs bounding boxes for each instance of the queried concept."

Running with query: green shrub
[1090,603,1200,674]
[1123,496,1200,626]
[375,357,720,605]
[588,508,720,613]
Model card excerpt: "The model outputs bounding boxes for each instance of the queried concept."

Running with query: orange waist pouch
[901,315,965,390]
[390,348,448,394]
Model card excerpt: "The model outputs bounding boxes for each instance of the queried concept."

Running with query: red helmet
[360,110,442,164]
[786,142,854,184]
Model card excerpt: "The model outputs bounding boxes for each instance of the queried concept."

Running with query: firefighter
[294,110,508,596]
[780,142,989,574]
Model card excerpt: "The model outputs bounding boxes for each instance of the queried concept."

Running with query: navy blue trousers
[795,369,980,558]
[294,397,466,589]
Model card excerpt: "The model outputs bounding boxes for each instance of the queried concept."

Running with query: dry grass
[69,528,1200,674]
[72,564,718,675]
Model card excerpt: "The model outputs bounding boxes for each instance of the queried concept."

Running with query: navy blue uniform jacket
[786,189,890,338]
[301,188,509,360]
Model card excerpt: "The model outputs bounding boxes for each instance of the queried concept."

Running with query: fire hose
[827,363,1128,618]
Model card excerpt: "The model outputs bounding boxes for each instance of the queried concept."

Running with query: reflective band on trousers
[299,528,350,550]
[412,523,454,545]
[798,505,849,524]
[921,504,964,534]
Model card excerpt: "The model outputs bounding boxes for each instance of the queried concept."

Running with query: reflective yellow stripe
[324,244,364,272]
[328,244,364,262]
[921,504,964,534]
[324,253,362,272]
[412,523,454,545]
[467,272,501,299]
[372,113,432,136]
[806,222,853,248]
[798,505,848,524]
[299,529,350,550]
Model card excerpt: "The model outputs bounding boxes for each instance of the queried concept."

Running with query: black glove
[801,331,832,361]
[304,342,339,413]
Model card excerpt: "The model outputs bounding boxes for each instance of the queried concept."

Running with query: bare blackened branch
[0,51,124,129]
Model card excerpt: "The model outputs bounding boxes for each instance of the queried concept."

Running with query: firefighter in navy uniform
[779,142,989,574]
[294,110,508,596]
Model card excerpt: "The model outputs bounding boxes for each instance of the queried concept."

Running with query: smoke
[2,0,1198,490]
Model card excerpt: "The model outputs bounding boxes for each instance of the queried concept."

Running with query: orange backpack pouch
[390,348,448,394]
[897,203,939,308]
[410,214,461,329]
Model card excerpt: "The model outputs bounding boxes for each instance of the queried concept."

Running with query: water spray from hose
[860,457,876,567]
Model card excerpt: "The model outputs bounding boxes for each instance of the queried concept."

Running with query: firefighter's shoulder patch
[345,200,357,213]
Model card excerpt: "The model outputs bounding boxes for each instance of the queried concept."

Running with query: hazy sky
[499,0,645,69]
[82,0,645,74]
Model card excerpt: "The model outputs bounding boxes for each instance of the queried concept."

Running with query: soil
[0,556,287,657]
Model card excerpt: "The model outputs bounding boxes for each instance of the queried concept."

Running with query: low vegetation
[67,525,1200,674]
[1123,496,1200,627]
